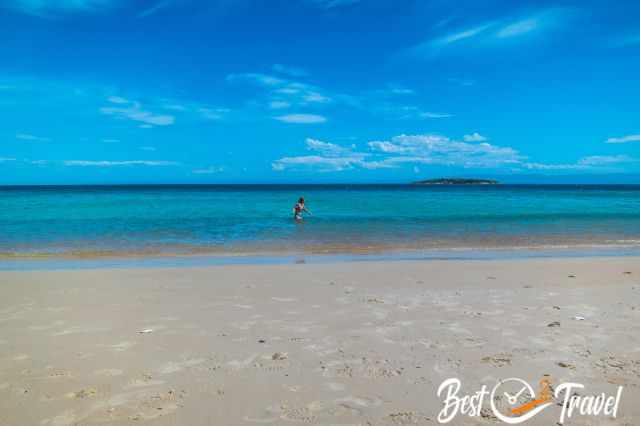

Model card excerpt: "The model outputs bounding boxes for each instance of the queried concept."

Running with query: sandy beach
[1,257,639,425]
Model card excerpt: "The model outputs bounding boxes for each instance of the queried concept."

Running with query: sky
[0,0,639,184]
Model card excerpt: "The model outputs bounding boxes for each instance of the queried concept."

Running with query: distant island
[412,178,499,185]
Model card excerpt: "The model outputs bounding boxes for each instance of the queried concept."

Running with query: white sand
[0,257,639,425]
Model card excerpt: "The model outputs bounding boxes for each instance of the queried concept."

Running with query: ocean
[1,184,640,260]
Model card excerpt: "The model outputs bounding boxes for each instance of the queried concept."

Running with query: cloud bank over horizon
[0,0,638,184]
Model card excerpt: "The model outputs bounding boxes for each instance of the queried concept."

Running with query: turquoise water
[1,184,640,257]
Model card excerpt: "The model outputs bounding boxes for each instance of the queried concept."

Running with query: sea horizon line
[2,182,640,188]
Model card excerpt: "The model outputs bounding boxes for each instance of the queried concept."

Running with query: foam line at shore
[2,245,640,271]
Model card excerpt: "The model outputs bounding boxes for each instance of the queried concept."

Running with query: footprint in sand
[41,409,77,426]
[481,353,512,367]
[329,395,382,417]
[227,354,260,371]
[28,320,66,331]
[462,337,488,348]
[256,363,286,374]
[335,296,351,305]
[335,395,383,408]
[386,411,431,425]
[233,304,254,310]
[126,373,165,388]
[251,354,290,373]
[242,416,279,423]
[329,402,364,417]
[12,354,30,361]
[326,382,346,392]
[109,341,136,352]
[279,403,320,423]
[371,309,389,320]
[446,323,473,336]
[232,320,258,330]
[156,358,205,375]
[362,359,403,379]
[322,361,355,379]
[272,297,297,302]
[47,369,73,379]
[129,389,185,421]
[52,325,111,336]
[94,368,123,377]
[66,388,99,399]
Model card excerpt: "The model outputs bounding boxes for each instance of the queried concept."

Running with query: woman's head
[298,197,305,204]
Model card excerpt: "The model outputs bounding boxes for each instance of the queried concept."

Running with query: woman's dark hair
[298,197,305,203]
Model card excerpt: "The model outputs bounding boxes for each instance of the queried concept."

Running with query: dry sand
[0,257,639,425]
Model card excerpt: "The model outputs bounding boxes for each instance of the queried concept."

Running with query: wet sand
[0,258,639,425]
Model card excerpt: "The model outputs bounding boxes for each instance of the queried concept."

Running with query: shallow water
[1,184,640,258]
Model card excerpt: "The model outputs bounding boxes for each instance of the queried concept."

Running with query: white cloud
[102,138,120,143]
[192,166,225,174]
[497,18,538,38]
[275,87,299,95]
[308,0,360,9]
[523,162,586,171]
[272,155,363,172]
[367,134,523,168]
[64,160,178,167]
[393,89,413,95]
[272,64,308,78]
[273,137,367,171]
[226,73,285,87]
[156,99,228,121]
[606,134,640,144]
[107,96,130,104]
[5,0,116,17]
[269,100,291,109]
[577,155,635,166]
[0,157,17,162]
[463,132,488,142]
[305,138,354,156]
[227,71,336,111]
[162,103,187,111]
[16,133,51,142]
[274,134,525,172]
[199,107,226,121]
[100,98,175,126]
[138,0,173,17]
[413,9,564,54]
[420,112,453,119]
[273,133,638,174]
[367,140,411,154]
[523,155,635,170]
[388,86,414,95]
[431,23,495,47]
[29,160,48,165]
[384,105,453,121]
[448,77,475,87]
[304,92,331,103]
[274,114,327,124]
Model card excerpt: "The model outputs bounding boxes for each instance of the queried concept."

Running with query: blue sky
[1,0,639,184]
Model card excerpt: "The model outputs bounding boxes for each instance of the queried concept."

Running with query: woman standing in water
[293,197,311,221]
